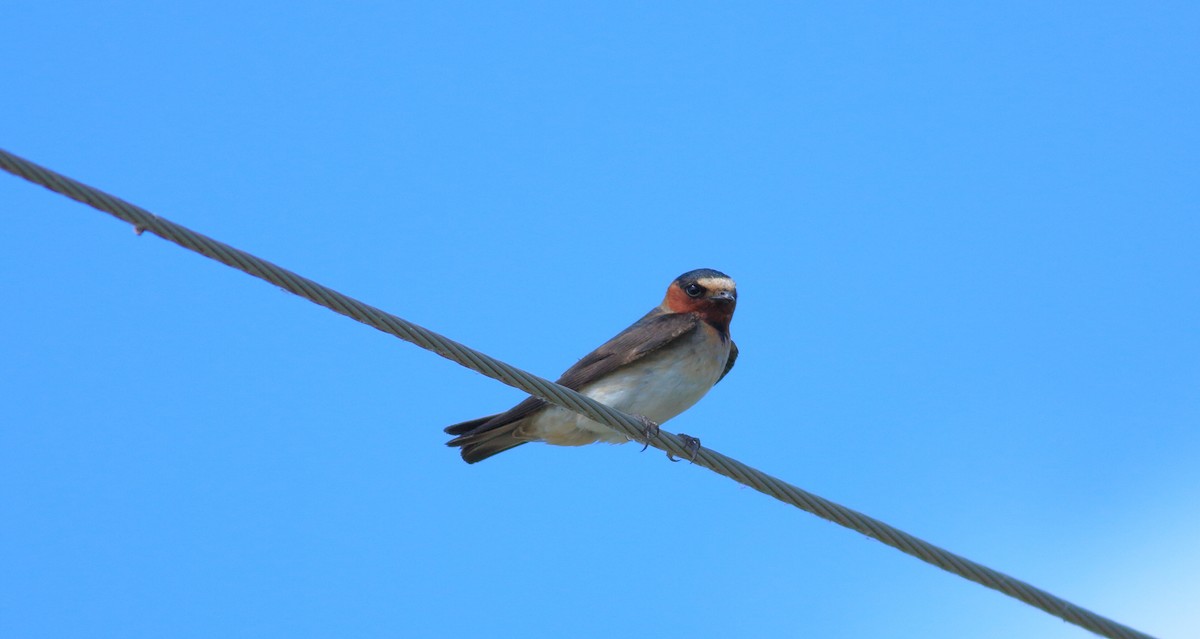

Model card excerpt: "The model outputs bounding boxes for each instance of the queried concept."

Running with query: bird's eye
[685,283,703,298]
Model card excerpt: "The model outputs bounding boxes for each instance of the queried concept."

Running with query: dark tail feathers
[444,415,528,464]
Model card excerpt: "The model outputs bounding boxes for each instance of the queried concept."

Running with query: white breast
[531,326,730,446]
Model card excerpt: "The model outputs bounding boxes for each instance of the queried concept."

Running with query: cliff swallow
[445,268,738,463]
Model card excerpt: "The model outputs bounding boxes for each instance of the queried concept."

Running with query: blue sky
[2,3,1197,638]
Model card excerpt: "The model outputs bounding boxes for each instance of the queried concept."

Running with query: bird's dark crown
[675,268,731,284]
[673,268,737,299]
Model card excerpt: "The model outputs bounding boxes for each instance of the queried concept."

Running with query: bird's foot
[634,414,660,451]
[668,434,702,463]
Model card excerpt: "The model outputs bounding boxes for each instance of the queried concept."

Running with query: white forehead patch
[697,276,736,292]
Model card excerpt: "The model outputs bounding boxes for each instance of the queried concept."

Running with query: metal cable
[0,147,1156,639]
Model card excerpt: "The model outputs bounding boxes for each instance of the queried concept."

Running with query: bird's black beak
[710,290,736,303]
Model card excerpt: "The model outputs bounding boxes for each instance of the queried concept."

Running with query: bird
[445,268,738,463]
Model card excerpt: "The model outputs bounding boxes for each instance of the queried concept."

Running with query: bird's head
[662,268,737,332]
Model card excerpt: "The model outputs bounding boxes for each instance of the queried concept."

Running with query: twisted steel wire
[1,147,1156,639]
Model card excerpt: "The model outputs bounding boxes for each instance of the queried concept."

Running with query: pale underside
[522,322,732,446]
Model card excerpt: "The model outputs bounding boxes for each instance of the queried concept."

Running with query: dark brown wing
[445,309,700,440]
[717,340,738,383]
[555,309,701,390]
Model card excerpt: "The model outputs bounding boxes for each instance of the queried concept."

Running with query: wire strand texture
[0,147,1157,639]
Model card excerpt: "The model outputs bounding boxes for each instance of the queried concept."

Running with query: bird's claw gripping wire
[669,434,702,462]
[634,414,660,451]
